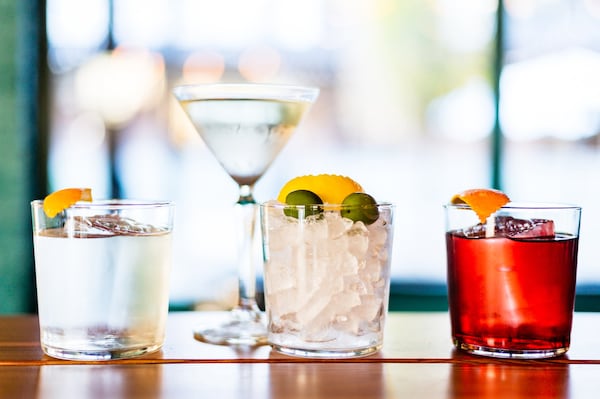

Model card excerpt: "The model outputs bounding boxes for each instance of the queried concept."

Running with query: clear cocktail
[31,199,174,360]
[177,97,311,186]
[174,83,319,346]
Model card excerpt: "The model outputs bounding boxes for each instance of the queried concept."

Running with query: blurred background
[1,0,599,313]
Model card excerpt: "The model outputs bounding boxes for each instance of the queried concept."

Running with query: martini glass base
[193,307,268,346]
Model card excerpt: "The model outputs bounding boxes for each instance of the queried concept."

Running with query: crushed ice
[265,207,392,339]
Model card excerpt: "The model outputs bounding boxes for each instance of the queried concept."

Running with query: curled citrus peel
[450,188,510,223]
[43,188,93,218]
[277,174,363,204]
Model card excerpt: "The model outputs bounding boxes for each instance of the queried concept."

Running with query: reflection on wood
[2,312,600,398]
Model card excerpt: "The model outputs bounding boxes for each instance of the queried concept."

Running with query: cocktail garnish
[277,174,363,205]
[284,190,323,218]
[278,174,382,224]
[43,188,93,218]
[341,192,379,225]
[450,188,510,224]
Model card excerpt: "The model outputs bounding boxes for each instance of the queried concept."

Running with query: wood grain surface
[1,312,600,398]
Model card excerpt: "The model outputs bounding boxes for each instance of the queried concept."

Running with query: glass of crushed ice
[31,199,174,360]
[259,201,395,358]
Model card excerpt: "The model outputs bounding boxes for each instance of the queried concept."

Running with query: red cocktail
[445,204,581,358]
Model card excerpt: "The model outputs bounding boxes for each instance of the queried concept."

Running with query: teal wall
[0,0,31,313]
[0,0,46,314]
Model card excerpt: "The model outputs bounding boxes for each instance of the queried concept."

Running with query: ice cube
[264,256,296,294]
[301,313,336,342]
[333,295,383,336]
[294,269,346,323]
[332,290,362,314]
[494,216,555,238]
[354,294,383,322]
[303,216,329,242]
[461,216,555,239]
[268,287,307,316]
[509,218,555,238]
[89,214,160,234]
[63,214,163,237]
[299,290,362,341]
[344,274,369,295]
[335,252,359,276]
[64,216,114,237]
[266,220,301,251]
[270,312,301,334]
[295,291,332,326]
[347,222,369,259]
[324,211,354,239]
[366,220,388,254]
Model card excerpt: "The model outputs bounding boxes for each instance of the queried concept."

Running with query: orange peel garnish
[277,174,363,204]
[450,188,510,223]
[43,188,93,218]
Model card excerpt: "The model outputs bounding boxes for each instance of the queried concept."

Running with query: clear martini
[174,83,319,345]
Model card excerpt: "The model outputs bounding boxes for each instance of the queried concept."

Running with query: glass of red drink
[445,202,581,358]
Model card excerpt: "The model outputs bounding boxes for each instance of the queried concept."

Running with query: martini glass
[173,83,319,345]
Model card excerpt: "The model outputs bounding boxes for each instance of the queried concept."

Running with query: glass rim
[172,82,320,102]
[444,201,581,211]
[260,201,394,209]
[31,199,174,210]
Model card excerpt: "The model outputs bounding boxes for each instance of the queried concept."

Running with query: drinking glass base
[42,343,162,361]
[455,341,569,359]
[194,309,268,346]
[271,344,381,359]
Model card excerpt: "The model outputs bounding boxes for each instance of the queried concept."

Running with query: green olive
[284,190,323,218]
[340,192,379,225]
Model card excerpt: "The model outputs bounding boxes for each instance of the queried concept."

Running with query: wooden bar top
[2,311,600,398]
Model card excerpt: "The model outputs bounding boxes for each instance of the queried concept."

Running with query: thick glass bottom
[271,343,381,359]
[194,323,268,346]
[193,309,268,346]
[42,343,162,361]
[455,340,569,359]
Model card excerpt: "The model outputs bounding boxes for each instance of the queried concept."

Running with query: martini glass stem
[235,184,261,315]
[192,183,266,345]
